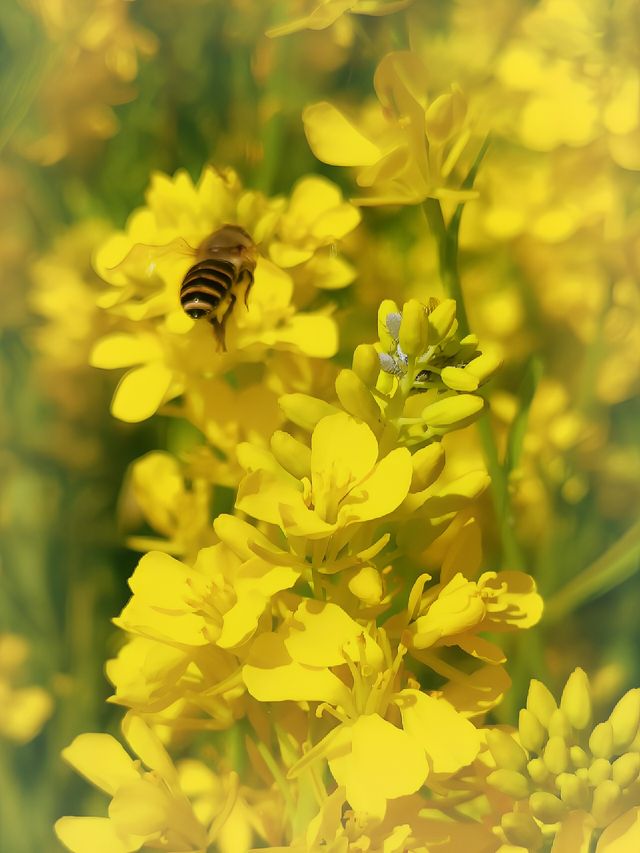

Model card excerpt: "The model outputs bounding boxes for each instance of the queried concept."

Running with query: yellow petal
[330,714,428,817]
[285,601,363,666]
[339,447,412,524]
[596,807,640,852]
[61,734,139,795]
[243,634,349,705]
[55,817,134,853]
[111,364,176,423]
[303,102,382,166]
[121,714,178,786]
[91,333,162,369]
[400,690,481,772]
[311,412,378,499]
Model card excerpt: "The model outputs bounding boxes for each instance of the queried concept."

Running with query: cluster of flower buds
[486,668,640,850]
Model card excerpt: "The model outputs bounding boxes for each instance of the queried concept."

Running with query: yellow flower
[266,0,413,38]
[243,601,481,818]
[485,669,640,851]
[55,713,236,852]
[0,634,52,743]
[303,51,478,205]
[91,167,348,424]
[236,411,412,569]
[18,0,156,164]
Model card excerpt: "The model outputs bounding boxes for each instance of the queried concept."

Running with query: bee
[179,225,257,347]
[108,224,258,349]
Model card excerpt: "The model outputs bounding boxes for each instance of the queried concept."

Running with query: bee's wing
[106,237,195,277]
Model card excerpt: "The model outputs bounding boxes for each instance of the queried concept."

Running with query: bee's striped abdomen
[180,259,235,319]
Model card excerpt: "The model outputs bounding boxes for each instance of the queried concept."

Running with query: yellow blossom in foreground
[484,668,640,851]
[243,601,481,819]
[55,713,237,852]
[303,51,478,205]
[0,634,52,743]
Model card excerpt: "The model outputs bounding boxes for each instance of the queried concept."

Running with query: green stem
[422,139,526,572]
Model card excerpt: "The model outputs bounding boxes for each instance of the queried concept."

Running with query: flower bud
[527,679,558,728]
[352,344,380,386]
[592,780,623,827]
[378,300,400,348]
[558,771,590,810]
[612,752,640,789]
[548,709,572,740]
[543,736,568,775]
[527,757,550,784]
[519,709,546,753]
[560,668,592,731]
[588,758,612,786]
[279,394,338,432]
[589,721,614,759]
[421,394,484,435]
[441,366,479,392]
[427,299,456,343]
[570,746,590,768]
[399,299,429,356]
[487,769,529,799]
[335,369,380,428]
[500,812,544,849]
[270,431,311,481]
[410,444,445,491]
[609,688,640,751]
[486,730,528,772]
[529,791,566,824]
[465,352,502,385]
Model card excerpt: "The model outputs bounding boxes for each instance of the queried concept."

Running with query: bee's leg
[242,272,254,308]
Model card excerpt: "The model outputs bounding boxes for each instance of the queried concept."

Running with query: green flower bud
[270,431,311,481]
[527,758,550,784]
[487,769,530,799]
[570,746,590,769]
[441,366,479,392]
[410,443,445,491]
[588,758,612,786]
[421,394,484,435]
[500,812,544,849]
[399,299,429,356]
[352,344,381,386]
[519,709,546,753]
[612,752,640,789]
[548,709,572,740]
[486,730,528,772]
[560,668,592,731]
[378,299,400,349]
[527,680,558,728]
[529,791,566,824]
[279,394,338,432]
[557,771,590,810]
[335,369,381,428]
[465,352,502,384]
[589,721,614,759]
[609,688,640,752]
[427,298,456,344]
[591,780,623,827]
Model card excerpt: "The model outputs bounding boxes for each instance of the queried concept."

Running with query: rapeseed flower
[303,51,478,205]
[55,713,238,852]
[0,634,52,743]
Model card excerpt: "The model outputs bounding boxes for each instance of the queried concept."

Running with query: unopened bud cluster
[486,669,640,849]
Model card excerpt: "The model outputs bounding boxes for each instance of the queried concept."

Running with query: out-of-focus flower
[0,634,52,743]
[17,0,156,164]
[303,51,478,205]
[484,669,640,851]
[55,713,237,852]
[266,0,413,38]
